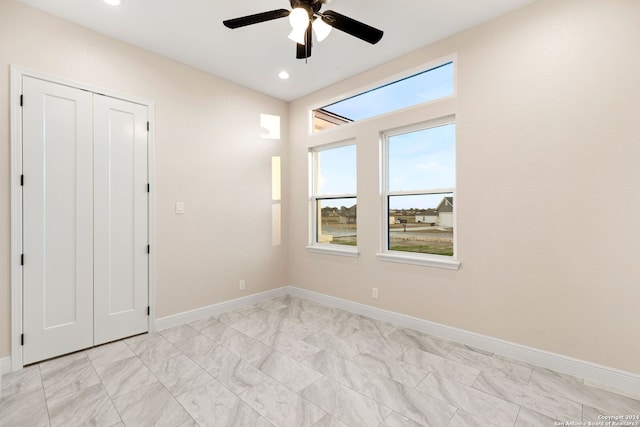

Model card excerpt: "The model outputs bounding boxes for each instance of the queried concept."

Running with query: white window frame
[307,140,359,257]
[377,115,460,270]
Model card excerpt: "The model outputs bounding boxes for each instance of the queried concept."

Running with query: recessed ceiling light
[103,0,121,6]
[278,71,290,80]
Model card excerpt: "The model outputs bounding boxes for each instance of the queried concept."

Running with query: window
[380,117,459,269]
[312,61,454,132]
[308,142,358,256]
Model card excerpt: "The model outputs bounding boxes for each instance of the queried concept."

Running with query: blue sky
[317,123,455,210]
[321,62,453,121]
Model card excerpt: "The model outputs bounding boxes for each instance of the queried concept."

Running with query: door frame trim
[10,65,157,370]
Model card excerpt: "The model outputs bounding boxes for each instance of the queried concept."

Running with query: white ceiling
[17,0,536,101]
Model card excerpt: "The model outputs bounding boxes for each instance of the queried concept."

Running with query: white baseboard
[287,286,640,399]
[154,287,289,331]
[1,356,11,377]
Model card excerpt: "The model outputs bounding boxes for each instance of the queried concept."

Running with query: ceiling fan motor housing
[289,0,324,15]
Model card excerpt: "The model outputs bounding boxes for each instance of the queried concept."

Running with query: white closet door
[93,94,149,345]
[22,77,94,364]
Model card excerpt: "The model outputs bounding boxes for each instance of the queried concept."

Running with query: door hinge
[21,254,24,266]
[147,245,150,254]
[21,334,24,346]
[147,306,150,316]
[146,121,150,131]
[20,174,24,186]
[20,94,23,107]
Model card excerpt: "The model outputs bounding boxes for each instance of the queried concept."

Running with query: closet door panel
[93,94,149,345]
[22,77,94,364]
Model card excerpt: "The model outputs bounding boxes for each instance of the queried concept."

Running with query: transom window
[312,61,454,132]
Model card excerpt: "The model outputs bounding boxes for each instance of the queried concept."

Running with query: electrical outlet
[372,287,379,299]
[239,280,245,290]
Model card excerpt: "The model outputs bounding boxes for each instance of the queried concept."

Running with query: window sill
[376,252,460,270]
[306,245,360,258]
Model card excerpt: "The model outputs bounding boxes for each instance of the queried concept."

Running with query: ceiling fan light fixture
[288,27,307,45]
[312,17,332,42]
[288,7,309,30]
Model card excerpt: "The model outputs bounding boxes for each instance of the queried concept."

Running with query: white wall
[288,0,640,375]
[0,0,288,358]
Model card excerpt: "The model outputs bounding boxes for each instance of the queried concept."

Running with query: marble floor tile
[380,411,426,427]
[349,331,407,359]
[352,316,398,337]
[0,365,43,397]
[360,374,456,427]
[353,352,430,388]
[205,346,268,394]
[387,328,455,358]
[256,317,318,342]
[200,321,242,344]
[261,333,323,362]
[253,416,276,427]
[227,316,278,339]
[529,368,640,415]
[174,334,218,366]
[159,324,201,344]
[41,355,101,403]
[416,374,519,427]
[515,407,560,426]
[301,377,391,427]
[241,378,326,427]
[446,410,502,427]
[95,355,158,398]
[47,382,120,427]
[276,305,324,323]
[312,414,350,427]
[255,350,323,392]
[0,387,49,427]
[473,371,582,421]
[255,300,289,313]
[446,347,532,385]
[304,350,373,390]
[247,307,289,325]
[85,340,136,369]
[38,350,87,374]
[5,296,638,427]
[187,315,222,332]
[304,317,359,340]
[130,335,182,365]
[147,354,210,396]
[220,332,274,365]
[176,378,260,427]
[400,347,481,386]
[113,382,196,427]
[217,309,251,325]
[304,331,360,360]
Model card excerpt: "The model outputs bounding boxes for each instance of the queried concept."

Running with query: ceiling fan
[223,0,384,59]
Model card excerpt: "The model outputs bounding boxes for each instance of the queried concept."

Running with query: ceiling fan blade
[296,25,313,59]
[321,10,383,44]
[223,9,290,29]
